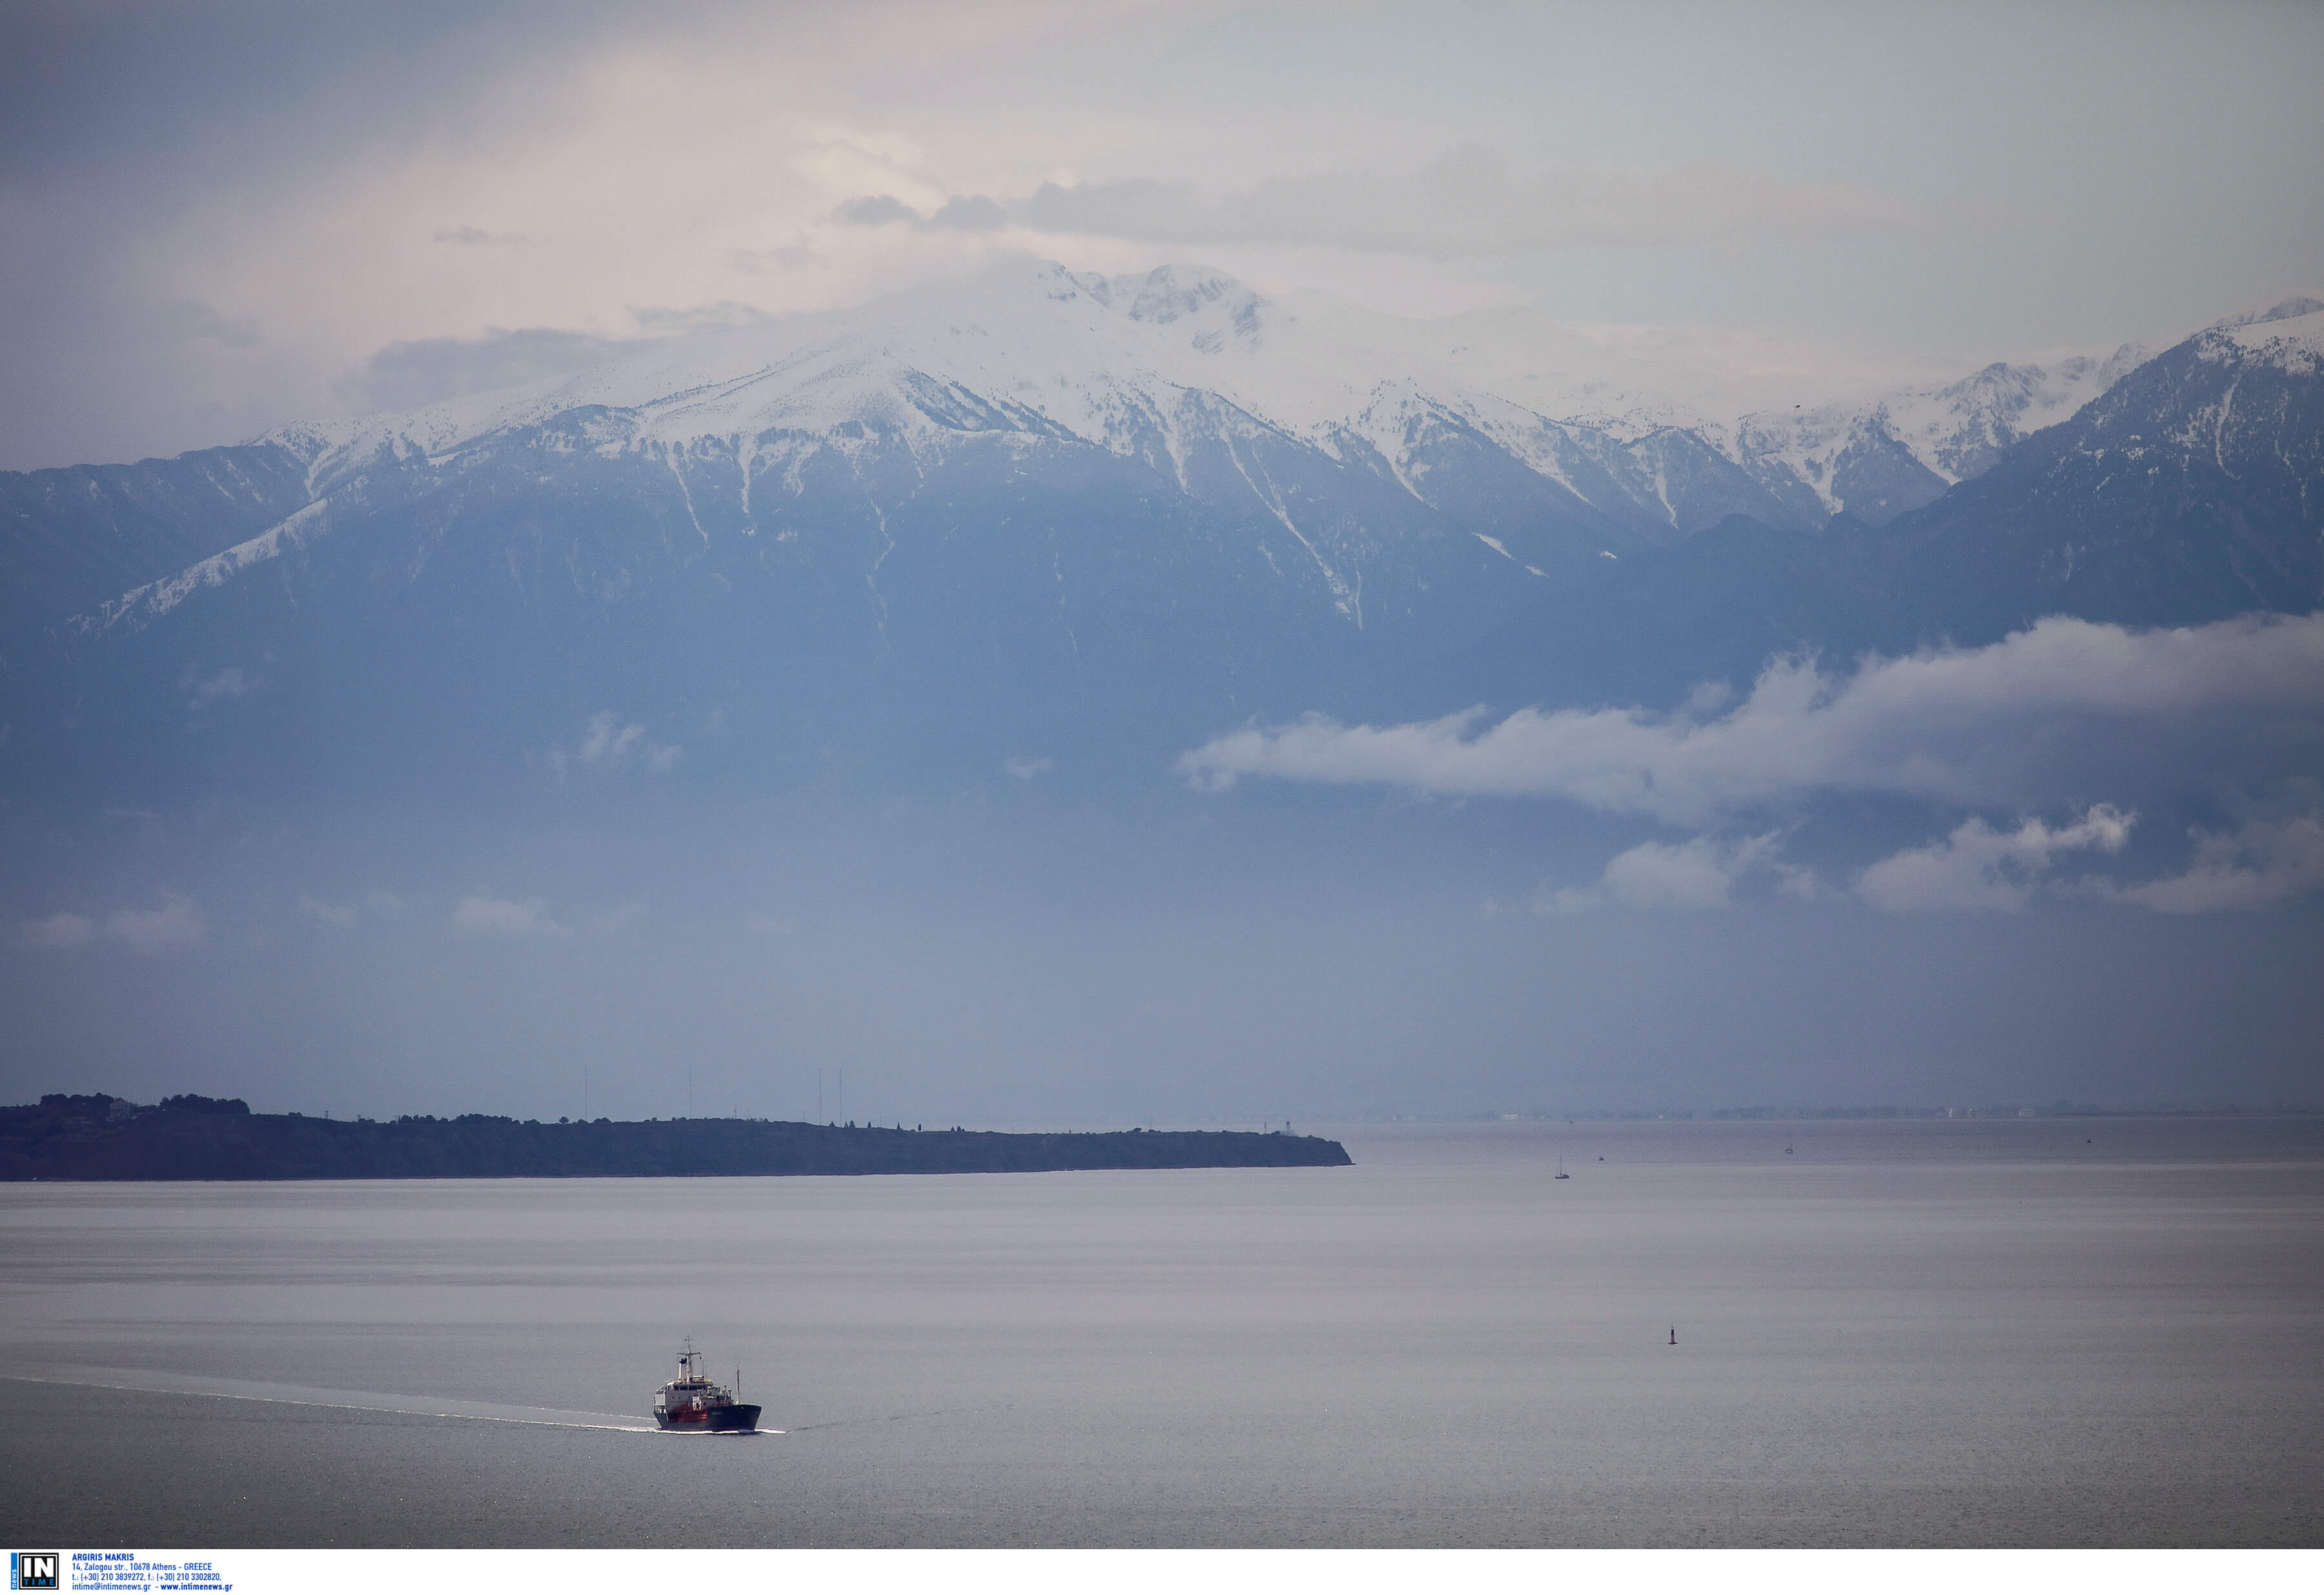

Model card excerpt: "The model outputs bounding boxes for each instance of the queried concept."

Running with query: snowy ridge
[305,267,2212,536]
[1873,345,2151,480]
[252,261,1759,569]
[87,498,334,634]
[2209,298,2324,374]
[1722,343,2150,516]
[245,260,2181,542]
[270,263,1385,476]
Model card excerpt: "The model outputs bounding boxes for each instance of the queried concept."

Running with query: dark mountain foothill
[0,1095,1353,1181]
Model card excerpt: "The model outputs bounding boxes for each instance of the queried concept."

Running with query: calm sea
[3,1117,2320,1547]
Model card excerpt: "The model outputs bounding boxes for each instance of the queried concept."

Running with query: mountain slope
[1877,298,2324,638]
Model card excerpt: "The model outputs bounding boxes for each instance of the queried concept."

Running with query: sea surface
[3,1117,2320,1547]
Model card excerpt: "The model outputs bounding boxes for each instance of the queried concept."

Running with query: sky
[5,0,2322,471]
[10,783,2321,1124]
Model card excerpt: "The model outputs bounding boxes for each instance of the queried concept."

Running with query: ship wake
[0,1364,788,1434]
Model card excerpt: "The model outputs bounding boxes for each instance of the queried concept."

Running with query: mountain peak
[2203,296,2324,372]
[2217,294,2324,329]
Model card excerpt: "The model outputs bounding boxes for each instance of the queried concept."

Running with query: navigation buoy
[1669,1326,1677,1346]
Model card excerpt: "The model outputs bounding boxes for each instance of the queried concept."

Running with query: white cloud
[1856,806,2135,913]
[1180,613,2324,826]
[103,893,206,950]
[2111,813,2324,913]
[1539,832,1787,914]
[578,713,644,764]
[297,895,357,927]
[183,665,256,709]
[1003,755,1055,780]
[17,912,94,950]
[553,711,681,778]
[451,895,567,938]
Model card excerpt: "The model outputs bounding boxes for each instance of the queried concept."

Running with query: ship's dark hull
[655,1403,760,1432]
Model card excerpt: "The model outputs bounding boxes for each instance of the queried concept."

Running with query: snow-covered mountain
[1252,285,2156,523]
[1462,296,2324,711]
[1864,295,2324,635]
[244,259,1820,573]
[1,266,2313,802]
[1722,344,2152,525]
[18,259,2174,651]
[2211,293,2324,369]
[254,261,2153,543]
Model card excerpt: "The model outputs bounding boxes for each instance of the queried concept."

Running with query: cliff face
[0,1099,1352,1180]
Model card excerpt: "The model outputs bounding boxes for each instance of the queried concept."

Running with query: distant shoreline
[1,1095,1354,1182]
[1372,1106,2324,1124]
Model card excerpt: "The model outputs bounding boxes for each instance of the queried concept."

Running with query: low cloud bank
[1181,613,2324,820]
[1182,613,2324,914]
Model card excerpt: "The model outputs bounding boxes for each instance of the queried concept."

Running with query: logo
[10,1554,58,1592]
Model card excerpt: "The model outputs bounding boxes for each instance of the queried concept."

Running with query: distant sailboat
[1669,1325,1677,1346]
[1555,1156,1570,1179]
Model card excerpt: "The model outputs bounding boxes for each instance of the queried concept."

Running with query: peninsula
[0,1094,1353,1181]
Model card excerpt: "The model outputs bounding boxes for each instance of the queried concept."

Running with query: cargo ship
[652,1339,762,1432]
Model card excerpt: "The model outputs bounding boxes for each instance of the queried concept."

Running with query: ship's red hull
[654,1402,760,1432]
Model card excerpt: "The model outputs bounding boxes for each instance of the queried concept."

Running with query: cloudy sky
[5,0,2320,471]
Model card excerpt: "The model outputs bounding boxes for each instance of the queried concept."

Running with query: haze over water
[4,1117,2320,1547]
